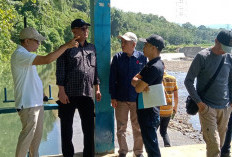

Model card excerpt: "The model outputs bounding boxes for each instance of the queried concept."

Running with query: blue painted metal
[3,88,14,103]
[48,85,54,100]
[93,0,114,153]
[1,85,56,114]
[3,85,53,103]
[0,104,58,114]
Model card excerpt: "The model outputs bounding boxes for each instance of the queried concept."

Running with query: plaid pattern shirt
[56,41,100,98]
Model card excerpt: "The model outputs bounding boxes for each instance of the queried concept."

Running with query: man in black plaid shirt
[56,19,101,157]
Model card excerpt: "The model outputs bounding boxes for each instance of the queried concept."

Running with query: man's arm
[32,37,79,65]
[184,54,206,111]
[134,80,149,93]
[95,84,101,102]
[173,90,178,112]
[58,85,70,104]
[131,74,142,87]
[228,69,232,106]
[109,56,118,99]
[132,73,150,93]
[109,56,119,108]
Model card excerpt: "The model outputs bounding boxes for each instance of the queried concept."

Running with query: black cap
[216,30,232,53]
[71,19,91,29]
[217,30,232,47]
[139,34,165,51]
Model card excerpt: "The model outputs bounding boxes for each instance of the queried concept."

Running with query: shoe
[163,134,171,147]
[164,143,171,147]
[221,152,231,157]
[136,154,144,157]
[118,153,126,157]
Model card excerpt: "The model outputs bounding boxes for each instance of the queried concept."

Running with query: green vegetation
[0,0,222,62]
[0,0,90,62]
[111,8,219,54]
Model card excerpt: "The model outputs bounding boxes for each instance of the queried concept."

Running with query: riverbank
[114,53,204,153]
[162,54,204,144]
[41,53,207,157]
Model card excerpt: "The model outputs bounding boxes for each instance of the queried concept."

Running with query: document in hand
[138,84,167,109]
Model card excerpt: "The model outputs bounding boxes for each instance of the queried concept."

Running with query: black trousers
[159,116,171,138]
[58,96,95,157]
[137,108,161,157]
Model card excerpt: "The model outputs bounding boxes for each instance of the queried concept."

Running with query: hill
[0,0,225,61]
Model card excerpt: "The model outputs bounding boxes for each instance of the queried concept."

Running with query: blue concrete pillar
[91,0,114,154]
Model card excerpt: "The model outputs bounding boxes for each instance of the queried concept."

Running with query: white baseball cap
[20,27,46,42]
[118,32,137,43]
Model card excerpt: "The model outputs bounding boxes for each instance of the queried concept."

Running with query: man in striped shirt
[159,70,178,147]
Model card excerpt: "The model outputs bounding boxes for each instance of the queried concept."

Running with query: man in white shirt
[11,27,78,157]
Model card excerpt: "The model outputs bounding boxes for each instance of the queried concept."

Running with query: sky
[111,0,232,27]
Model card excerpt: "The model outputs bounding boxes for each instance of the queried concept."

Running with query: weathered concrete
[41,144,207,157]
[41,121,208,157]
[178,47,204,58]
[160,53,185,61]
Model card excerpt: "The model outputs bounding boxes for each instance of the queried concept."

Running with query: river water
[167,71,201,131]
[0,63,201,156]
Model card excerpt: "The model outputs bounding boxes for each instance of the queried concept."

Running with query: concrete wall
[178,47,204,58]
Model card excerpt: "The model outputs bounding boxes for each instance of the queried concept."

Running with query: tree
[0,0,17,61]
[111,8,125,36]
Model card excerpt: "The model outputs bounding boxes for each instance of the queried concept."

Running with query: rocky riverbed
[163,58,204,144]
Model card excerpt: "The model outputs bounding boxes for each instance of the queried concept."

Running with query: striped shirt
[160,72,178,117]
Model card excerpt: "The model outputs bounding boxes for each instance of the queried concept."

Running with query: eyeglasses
[29,39,40,44]
[121,39,133,45]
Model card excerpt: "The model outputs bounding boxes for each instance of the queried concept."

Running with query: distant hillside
[0,0,227,61]
[111,8,222,53]
[0,0,90,61]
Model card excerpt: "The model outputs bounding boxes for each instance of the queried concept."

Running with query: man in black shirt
[56,19,101,157]
[131,34,165,157]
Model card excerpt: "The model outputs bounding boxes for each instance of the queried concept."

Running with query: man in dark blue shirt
[132,34,165,157]
[109,32,147,157]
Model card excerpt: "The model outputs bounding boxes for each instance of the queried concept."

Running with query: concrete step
[42,144,207,157]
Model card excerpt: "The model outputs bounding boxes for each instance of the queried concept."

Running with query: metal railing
[1,85,58,114]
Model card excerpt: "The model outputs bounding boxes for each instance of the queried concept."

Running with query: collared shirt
[109,50,147,102]
[138,56,164,112]
[56,41,100,98]
[140,57,164,86]
[11,45,43,109]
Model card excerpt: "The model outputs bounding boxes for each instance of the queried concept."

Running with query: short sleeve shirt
[140,57,164,86]
[138,57,164,112]
[11,45,43,109]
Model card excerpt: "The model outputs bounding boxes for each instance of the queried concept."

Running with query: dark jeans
[221,113,232,154]
[58,96,95,157]
[158,116,171,146]
[159,117,171,137]
[137,108,161,157]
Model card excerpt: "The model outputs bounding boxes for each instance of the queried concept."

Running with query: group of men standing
[10,16,232,157]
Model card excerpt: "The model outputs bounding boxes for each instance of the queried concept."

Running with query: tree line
[0,0,221,62]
